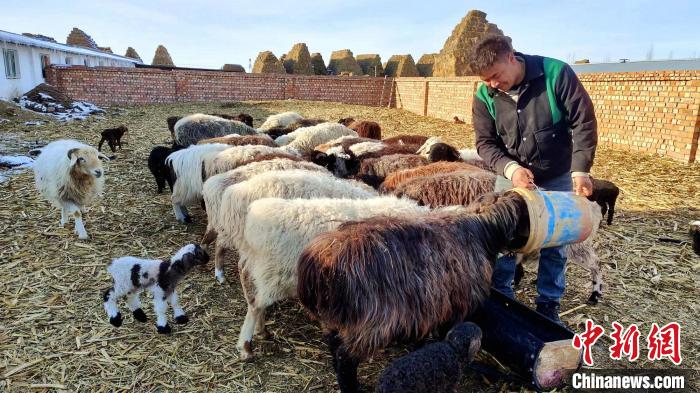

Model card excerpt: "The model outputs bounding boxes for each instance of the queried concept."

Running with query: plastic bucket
[510,188,593,254]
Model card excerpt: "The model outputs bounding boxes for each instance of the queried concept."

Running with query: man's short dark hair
[469,35,513,75]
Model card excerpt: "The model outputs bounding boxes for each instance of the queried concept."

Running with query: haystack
[125,47,143,62]
[383,55,419,77]
[252,51,286,74]
[66,27,98,49]
[432,10,510,76]
[356,54,384,76]
[575,59,590,64]
[98,46,113,53]
[22,33,57,43]
[222,64,245,72]
[417,53,437,77]
[310,53,327,75]
[152,45,175,67]
[328,49,362,76]
[283,43,313,75]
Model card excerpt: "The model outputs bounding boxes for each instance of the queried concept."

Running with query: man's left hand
[573,176,593,197]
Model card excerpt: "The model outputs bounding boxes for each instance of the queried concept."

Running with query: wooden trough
[470,289,582,390]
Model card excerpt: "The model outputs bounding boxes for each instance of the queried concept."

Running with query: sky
[3,0,698,69]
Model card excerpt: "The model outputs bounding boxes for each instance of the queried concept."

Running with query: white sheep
[200,158,329,282]
[234,196,430,360]
[174,114,258,147]
[166,143,231,223]
[257,111,304,131]
[275,122,357,151]
[103,244,209,334]
[202,144,299,180]
[33,139,106,239]
[214,170,377,286]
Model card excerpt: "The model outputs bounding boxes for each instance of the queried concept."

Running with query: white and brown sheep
[33,139,107,239]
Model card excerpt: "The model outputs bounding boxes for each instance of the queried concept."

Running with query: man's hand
[573,175,593,197]
[512,167,536,189]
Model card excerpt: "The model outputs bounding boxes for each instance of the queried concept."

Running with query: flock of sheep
[30,111,615,392]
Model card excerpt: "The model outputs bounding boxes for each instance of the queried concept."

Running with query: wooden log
[469,289,582,390]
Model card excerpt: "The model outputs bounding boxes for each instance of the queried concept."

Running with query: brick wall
[45,66,700,163]
[45,66,391,107]
[394,72,700,163]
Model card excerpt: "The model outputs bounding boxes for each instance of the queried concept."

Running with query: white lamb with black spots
[103,244,209,334]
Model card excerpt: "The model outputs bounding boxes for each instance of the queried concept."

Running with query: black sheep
[376,322,483,393]
[427,142,461,162]
[98,125,128,152]
[587,178,620,225]
[166,116,183,139]
[148,144,184,193]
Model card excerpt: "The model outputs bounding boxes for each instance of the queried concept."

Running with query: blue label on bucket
[541,191,584,247]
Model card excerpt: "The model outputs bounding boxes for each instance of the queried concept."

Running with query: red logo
[609,322,640,361]
[647,322,682,365]
[572,319,605,366]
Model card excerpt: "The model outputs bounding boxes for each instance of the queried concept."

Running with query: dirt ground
[0,99,698,392]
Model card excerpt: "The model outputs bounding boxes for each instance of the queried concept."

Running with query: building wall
[1,42,134,100]
[45,66,392,106]
[393,72,700,163]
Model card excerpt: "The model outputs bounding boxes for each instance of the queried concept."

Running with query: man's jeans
[492,172,572,305]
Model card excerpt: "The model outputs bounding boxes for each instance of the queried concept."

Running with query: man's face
[479,52,520,92]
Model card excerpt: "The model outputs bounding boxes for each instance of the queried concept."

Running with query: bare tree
[645,44,654,61]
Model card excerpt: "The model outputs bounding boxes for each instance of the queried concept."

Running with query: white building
[1,30,141,100]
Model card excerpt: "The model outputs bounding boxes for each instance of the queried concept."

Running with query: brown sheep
[197,134,276,147]
[349,121,382,140]
[381,161,485,193]
[392,170,496,208]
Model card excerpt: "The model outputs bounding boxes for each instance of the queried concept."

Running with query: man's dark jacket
[472,53,597,181]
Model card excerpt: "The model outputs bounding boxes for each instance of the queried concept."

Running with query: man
[469,35,597,325]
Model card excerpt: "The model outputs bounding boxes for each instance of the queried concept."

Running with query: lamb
[380,161,485,193]
[33,139,106,239]
[587,178,620,225]
[200,159,329,281]
[174,114,258,147]
[383,134,429,146]
[166,116,183,139]
[514,200,605,304]
[354,154,428,188]
[691,221,700,256]
[376,322,483,393]
[213,170,378,287]
[274,122,357,151]
[148,144,184,194]
[453,116,466,124]
[235,195,428,360]
[165,143,231,223]
[197,134,276,147]
[257,111,304,131]
[348,120,381,140]
[296,191,530,392]
[98,125,128,152]
[102,244,209,334]
[392,170,496,207]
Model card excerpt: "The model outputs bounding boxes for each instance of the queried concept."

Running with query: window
[3,49,20,78]
[65,57,72,65]
[40,54,50,78]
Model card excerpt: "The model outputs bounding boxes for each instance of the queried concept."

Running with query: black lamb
[376,322,483,393]
[98,125,128,152]
[587,178,620,225]
[148,144,184,193]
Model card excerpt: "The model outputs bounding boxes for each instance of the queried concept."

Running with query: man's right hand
[512,167,536,189]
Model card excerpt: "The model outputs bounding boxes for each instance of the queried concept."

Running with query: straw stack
[328,49,363,76]
[124,47,143,62]
[152,45,175,67]
[417,53,438,77]
[252,51,286,74]
[383,55,419,77]
[283,43,313,75]
[356,54,384,77]
[310,53,327,75]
